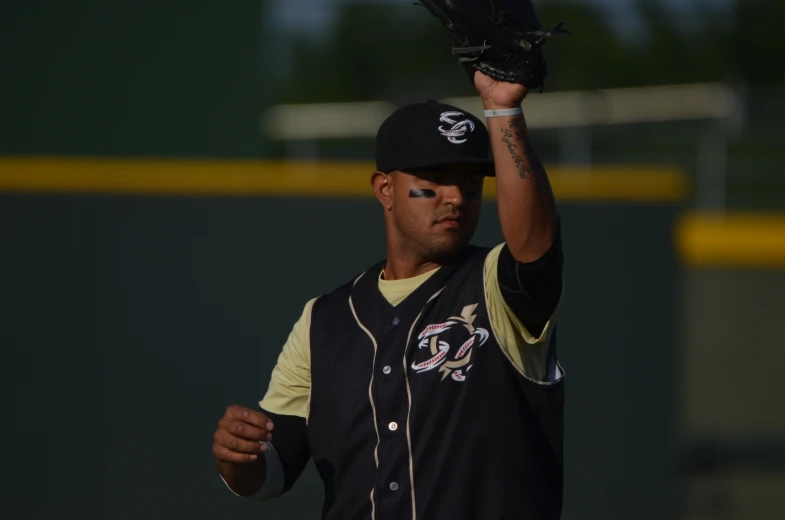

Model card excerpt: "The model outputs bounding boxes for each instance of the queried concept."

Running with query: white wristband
[484,107,523,118]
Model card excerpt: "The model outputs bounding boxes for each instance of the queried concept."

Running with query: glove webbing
[451,21,569,60]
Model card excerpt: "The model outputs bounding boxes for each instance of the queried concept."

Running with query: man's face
[389,164,485,262]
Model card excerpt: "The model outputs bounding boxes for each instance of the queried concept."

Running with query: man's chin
[427,237,472,263]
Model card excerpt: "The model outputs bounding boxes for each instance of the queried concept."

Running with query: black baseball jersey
[252,242,565,520]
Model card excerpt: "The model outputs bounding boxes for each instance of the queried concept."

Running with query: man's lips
[435,215,461,227]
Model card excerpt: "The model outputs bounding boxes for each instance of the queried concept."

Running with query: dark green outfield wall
[0,196,680,520]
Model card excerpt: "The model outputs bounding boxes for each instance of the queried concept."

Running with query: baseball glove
[416,0,568,90]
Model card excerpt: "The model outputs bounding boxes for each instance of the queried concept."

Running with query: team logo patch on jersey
[412,304,489,382]
[438,111,475,144]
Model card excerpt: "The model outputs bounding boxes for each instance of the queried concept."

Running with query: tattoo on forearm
[499,117,544,180]
[500,128,531,179]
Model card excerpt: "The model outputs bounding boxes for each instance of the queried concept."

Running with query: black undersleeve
[497,221,564,338]
[258,407,310,494]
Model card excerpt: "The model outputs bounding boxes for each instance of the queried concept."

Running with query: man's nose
[442,184,465,206]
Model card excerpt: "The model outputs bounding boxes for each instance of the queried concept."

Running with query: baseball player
[213,70,564,519]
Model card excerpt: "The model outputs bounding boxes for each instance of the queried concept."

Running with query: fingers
[212,443,263,464]
[213,405,276,464]
[213,429,271,464]
[226,405,275,432]
[214,428,267,453]
[219,418,273,443]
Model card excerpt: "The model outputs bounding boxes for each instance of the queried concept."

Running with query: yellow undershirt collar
[377,267,441,307]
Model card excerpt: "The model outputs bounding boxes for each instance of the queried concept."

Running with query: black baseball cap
[375,101,495,177]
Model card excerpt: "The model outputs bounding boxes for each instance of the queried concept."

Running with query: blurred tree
[277,3,473,103]
[735,0,785,83]
[538,0,734,89]
[632,0,733,85]
[274,0,744,103]
[533,1,636,90]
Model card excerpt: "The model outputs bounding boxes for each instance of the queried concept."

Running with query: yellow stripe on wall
[5,158,785,268]
[0,158,688,202]
[677,213,785,269]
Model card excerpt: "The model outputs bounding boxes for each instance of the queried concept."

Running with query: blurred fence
[262,82,740,212]
[260,82,785,213]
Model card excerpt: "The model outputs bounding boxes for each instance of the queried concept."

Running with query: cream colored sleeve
[259,298,316,419]
[484,244,561,382]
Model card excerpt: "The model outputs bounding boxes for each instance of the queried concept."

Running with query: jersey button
[392,317,400,326]
[383,366,392,375]
[388,421,398,432]
[389,482,399,491]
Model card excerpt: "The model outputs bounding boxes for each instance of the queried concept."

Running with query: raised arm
[476,72,558,263]
[476,72,563,343]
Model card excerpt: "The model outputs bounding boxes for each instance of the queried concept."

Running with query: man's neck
[382,256,442,281]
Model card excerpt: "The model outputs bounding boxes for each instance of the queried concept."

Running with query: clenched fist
[474,70,529,111]
[213,405,275,464]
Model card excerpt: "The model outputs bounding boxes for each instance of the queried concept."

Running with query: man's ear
[371,171,394,210]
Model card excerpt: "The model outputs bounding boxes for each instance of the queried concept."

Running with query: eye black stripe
[410,189,437,199]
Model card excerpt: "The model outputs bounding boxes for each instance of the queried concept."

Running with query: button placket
[373,312,411,511]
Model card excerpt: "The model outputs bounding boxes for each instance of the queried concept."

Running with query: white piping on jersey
[482,256,563,387]
[402,287,446,520]
[349,272,380,520]
[305,299,316,426]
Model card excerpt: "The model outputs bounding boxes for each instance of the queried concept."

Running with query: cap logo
[438,111,475,144]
